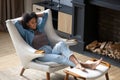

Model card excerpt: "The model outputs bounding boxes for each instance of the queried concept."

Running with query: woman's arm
[15,21,25,37]
[36,13,44,17]
[37,13,48,31]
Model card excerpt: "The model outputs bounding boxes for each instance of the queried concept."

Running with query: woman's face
[27,18,37,30]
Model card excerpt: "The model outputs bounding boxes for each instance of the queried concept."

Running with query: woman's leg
[36,44,75,66]
[52,41,85,70]
[69,55,86,70]
[37,42,102,70]
[36,54,76,67]
[52,41,102,70]
[52,41,72,58]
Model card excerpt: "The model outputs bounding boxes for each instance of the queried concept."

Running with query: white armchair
[6,9,77,80]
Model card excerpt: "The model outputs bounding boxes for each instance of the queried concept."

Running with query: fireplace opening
[85,6,120,60]
[72,0,120,60]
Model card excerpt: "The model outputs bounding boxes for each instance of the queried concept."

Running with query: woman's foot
[75,64,86,71]
[86,58,103,69]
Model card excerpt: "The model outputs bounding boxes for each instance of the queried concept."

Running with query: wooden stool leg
[64,73,69,80]
[70,66,77,80]
[46,72,50,80]
[20,68,25,76]
[105,72,109,80]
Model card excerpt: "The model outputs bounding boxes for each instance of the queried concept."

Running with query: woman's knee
[52,41,65,52]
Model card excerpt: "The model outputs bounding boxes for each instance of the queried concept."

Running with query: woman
[15,12,102,71]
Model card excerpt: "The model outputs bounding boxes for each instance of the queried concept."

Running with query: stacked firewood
[86,40,120,60]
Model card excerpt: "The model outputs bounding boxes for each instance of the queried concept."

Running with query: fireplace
[72,0,120,60]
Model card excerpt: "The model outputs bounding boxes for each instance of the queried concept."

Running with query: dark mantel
[72,0,120,11]
[90,0,120,11]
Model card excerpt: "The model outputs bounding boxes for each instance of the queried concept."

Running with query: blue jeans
[35,41,75,67]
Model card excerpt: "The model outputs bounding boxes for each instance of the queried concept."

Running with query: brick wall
[98,7,120,42]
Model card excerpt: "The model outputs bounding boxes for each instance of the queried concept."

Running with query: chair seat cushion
[35,60,65,68]
[28,60,67,73]
[65,60,110,79]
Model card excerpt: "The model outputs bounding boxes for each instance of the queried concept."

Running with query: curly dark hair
[21,12,38,29]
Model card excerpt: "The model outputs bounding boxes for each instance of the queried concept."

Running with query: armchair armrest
[40,9,78,46]
[15,40,45,67]
[65,39,78,46]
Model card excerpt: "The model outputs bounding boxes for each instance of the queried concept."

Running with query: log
[86,40,98,50]
[86,40,120,60]
[100,42,106,49]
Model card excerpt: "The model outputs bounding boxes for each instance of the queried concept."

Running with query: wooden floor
[0,32,120,80]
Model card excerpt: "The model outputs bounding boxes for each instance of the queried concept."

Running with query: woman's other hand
[35,50,45,54]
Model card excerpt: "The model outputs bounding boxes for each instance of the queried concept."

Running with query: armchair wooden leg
[20,68,25,76]
[46,72,50,80]
[105,72,109,80]
[74,77,78,80]
[64,73,69,80]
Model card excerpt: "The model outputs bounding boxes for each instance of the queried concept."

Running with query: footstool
[64,59,111,80]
